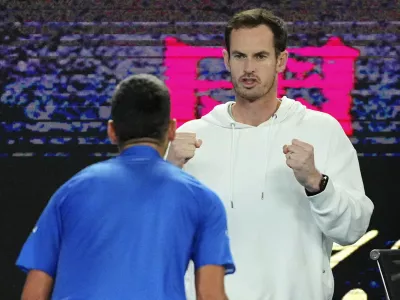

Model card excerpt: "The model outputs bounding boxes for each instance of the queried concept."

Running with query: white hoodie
[175,97,374,300]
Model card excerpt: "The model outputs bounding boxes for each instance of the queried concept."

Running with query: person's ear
[167,119,177,142]
[107,120,118,144]
[276,50,288,73]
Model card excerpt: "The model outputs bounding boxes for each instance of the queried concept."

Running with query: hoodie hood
[201,96,307,128]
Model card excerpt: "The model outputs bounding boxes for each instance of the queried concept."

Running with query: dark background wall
[1,1,399,299]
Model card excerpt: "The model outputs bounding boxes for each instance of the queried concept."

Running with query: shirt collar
[119,145,161,159]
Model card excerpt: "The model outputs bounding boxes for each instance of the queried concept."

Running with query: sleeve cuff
[195,262,236,275]
[306,176,336,210]
[15,263,56,278]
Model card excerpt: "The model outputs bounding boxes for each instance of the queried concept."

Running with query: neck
[232,95,280,126]
[119,138,167,157]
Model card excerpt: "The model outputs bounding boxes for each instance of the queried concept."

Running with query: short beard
[233,73,276,103]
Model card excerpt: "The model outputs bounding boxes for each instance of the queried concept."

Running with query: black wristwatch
[306,174,329,196]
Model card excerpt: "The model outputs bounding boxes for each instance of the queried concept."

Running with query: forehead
[229,25,275,53]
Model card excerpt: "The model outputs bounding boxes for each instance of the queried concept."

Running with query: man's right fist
[166,132,202,168]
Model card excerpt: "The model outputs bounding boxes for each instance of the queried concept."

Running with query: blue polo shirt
[16,145,235,300]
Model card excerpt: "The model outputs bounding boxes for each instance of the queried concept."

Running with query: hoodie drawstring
[230,114,278,206]
[261,113,278,201]
[230,123,236,208]
[199,97,303,206]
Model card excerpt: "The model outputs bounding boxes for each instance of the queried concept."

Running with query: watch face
[320,175,328,190]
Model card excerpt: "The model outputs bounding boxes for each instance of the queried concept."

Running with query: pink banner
[164,36,360,135]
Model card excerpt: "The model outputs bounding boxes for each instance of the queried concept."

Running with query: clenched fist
[283,139,322,193]
[167,132,202,168]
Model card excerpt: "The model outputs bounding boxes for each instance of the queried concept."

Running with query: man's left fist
[283,139,322,193]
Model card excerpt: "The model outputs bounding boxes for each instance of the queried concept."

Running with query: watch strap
[306,174,329,196]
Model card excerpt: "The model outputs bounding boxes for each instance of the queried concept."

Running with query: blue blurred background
[1,1,399,299]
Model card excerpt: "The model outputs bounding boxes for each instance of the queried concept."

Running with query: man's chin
[232,85,264,101]
[237,91,263,102]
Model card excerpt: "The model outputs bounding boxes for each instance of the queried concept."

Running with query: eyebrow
[231,50,270,56]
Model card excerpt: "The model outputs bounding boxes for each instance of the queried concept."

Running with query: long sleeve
[307,119,374,246]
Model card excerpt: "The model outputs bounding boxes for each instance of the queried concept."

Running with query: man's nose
[243,58,256,73]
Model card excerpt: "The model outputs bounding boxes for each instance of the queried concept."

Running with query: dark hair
[110,74,170,145]
[224,8,288,57]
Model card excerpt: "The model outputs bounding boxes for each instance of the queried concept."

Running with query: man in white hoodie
[167,8,374,300]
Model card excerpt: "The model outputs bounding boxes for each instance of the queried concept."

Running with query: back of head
[110,74,171,148]
[225,8,288,57]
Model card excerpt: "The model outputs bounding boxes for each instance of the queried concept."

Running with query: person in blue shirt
[16,73,235,300]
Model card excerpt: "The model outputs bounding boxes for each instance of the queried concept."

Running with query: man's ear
[167,119,177,142]
[276,50,288,73]
[222,49,231,72]
[107,120,118,145]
